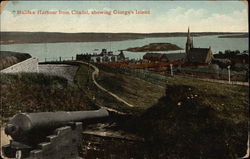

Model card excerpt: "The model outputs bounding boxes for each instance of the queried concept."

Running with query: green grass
[94,64,249,158]
[1,63,248,158]
[97,71,165,109]
[74,64,165,114]
[0,73,97,123]
[134,83,249,158]
[74,65,137,114]
[97,64,248,122]
[164,76,249,122]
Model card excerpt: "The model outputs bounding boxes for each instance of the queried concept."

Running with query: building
[185,27,213,64]
[143,53,185,63]
[76,49,125,63]
[143,53,168,62]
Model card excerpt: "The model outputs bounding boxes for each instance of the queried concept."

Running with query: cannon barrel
[5,108,109,140]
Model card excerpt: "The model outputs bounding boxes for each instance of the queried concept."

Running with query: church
[185,28,213,64]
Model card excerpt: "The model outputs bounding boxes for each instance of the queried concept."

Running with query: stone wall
[0,57,39,73]
[39,64,79,83]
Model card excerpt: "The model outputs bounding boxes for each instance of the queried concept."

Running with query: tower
[185,27,193,56]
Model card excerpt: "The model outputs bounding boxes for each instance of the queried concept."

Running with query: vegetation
[96,64,248,123]
[97,64,249,158]
[1,63,248,158]
[74,64,165,114]
[135,83,248,158]
[0,73,97,123]
[0,51,31,70]
[213,50,249,70]
[97,71,165,109]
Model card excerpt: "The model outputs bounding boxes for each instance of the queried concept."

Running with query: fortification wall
[39,64,78,83]
[0,57,39,73]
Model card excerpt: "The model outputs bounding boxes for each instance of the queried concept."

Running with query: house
[162,53,186,62]
[143,53,186,63]
[76,49,125,63]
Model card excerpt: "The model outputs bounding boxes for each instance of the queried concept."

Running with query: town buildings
[143,28,214,64]
[76,49,125,63]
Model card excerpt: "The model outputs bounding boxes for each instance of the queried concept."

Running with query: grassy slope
[165,77,248,123]
[95,64,249,158]
[74,65,165,113]
[136,83,249,158]
[77,63,248,127]
[1,63,248,158]
[0,73,97,123]
[97,64,248,121]
[97,71,165,109]
[74,65,129,112]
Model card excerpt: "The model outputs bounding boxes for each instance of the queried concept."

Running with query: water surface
[1,35,248,62]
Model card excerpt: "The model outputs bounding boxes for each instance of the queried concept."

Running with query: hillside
[1,63,248,158]
[74,64,165,113]
[0,51,31,70]
[0,73,97,122]
[136,83,248,158]
[1,32,246,44]
[218,33,249,38]
[95,64,249,158]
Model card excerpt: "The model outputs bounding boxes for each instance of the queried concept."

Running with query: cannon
[2,108,109,159]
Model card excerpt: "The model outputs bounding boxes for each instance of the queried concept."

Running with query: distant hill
[0,32,247,44]
[218,33,249,38]
[0,51,31,70]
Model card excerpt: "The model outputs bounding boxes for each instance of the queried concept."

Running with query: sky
[0,0,248,33]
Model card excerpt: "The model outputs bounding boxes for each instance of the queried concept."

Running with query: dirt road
[76,61,134,107]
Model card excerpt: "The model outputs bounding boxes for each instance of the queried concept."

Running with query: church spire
[187,26,192,40]
[186,27,193,56]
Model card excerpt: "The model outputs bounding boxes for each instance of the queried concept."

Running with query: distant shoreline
[1,32,248,45]
[218,33,249,38]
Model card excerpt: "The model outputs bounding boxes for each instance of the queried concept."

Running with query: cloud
[155,7,248,32]
[197,8,248,32]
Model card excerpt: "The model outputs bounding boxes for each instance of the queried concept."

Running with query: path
[75,61,134,107]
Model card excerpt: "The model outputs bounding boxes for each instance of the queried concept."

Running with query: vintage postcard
[0,0,249,159]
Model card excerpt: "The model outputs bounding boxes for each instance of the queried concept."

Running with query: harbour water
[0,35,248,62]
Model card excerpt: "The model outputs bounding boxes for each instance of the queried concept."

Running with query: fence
[96,63,168,87]
[95,63,249,86]
[178,66,248,82]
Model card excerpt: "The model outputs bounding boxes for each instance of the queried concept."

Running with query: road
[76,61,134,107]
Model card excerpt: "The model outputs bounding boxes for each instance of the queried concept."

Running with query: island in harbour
[125,43,183,52]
